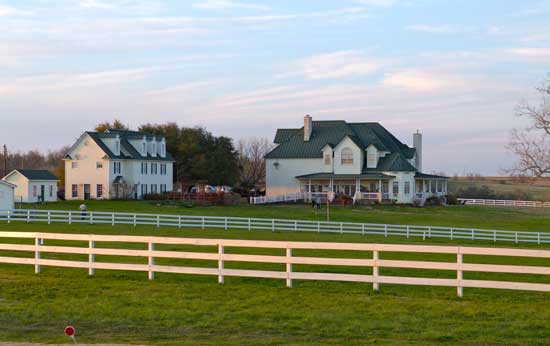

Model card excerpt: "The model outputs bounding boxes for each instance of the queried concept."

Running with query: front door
[84,184,90,200]
[40,185,45,202]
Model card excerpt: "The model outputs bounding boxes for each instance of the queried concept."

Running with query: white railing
[361,192,381,200]
[1,209,550,245]
[458,198,550,208]
[1,231,549,296]
[250,192,306,205]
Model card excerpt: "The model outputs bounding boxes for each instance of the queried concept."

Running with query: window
[96,162,103,169]
[72,184,78,198]
[404,182,410,195]
[392,182,399,195]
[437,180,442,193]
[151,163,158,175]
[367,149,377,168]
[341,147,353,165]
[32,185,37,197]
[71,162,78,169]
[49,185,53,197]
[160,163,167,175]
[113,161,121,174]
[97,184,103,198]
[160,184,166,193]
[141,184,147,196]
[142,162,148,175]
[161,143,165,156]
[142,142,146,155]
[151,184,157,194]
[115,140,120,154]
[431,181,436,193]
[324,153,331,165]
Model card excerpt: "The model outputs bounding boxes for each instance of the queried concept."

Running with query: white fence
[0,232,549,296]
[250,192,305,205]
[458,198,550,208]
[1,209,550,245]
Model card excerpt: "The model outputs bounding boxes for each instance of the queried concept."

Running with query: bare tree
[237,137,273,191]
[508,75,550,177]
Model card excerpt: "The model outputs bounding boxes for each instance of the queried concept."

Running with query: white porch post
[378,179,382,202]
[308,179,312,202]
[355,178,360,199]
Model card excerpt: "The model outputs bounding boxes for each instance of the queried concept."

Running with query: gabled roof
[65,130,175,162]
[5,169,58,181]
[266,120,416,162]
[0,180,16,188]
[415,172,449,179]
[365,152,417,172]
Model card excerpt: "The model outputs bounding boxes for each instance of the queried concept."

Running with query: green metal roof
[415,172,449,179]
[296,172,395,180]
[66,130,175,162]
[266,121,417,172]
[12,169,58,181]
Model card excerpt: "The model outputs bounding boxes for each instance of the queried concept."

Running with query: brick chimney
[304,115,312,141]
[413,130,422,172]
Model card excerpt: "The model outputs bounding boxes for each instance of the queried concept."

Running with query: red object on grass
[65,326,75,337]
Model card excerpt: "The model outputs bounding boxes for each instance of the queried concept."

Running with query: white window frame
[72,184,78,198]
[392,182,399,196]
[97,184,103,198]
[341,147,353,165]
[404,181,410,195]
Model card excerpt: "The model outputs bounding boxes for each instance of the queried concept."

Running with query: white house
[3,169,59,203]
[265,115,448,204]
[64,129,175,200]
[0,180,16,210]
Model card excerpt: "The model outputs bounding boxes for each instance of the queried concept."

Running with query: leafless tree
[508,75,550,177]
[237,137,273,191]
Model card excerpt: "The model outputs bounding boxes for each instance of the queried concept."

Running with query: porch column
[329,179,334,192]
[429,180,432,195]
[308,179,312,202]
[378,179,382,202]
[355,178,360,200]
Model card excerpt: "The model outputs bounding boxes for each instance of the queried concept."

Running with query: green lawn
[1,203,550,345]
[23,199,550,232]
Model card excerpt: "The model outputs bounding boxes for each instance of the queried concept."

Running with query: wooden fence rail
[0,231,549,296]
[458,198,550,208]
[1,209,550,245]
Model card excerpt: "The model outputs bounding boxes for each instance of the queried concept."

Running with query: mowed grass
[25,199,550,232]
[1,218,550,345]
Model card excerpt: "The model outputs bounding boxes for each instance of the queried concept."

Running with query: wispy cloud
[405,24,470,34]
[506,47,550,61]
[193,0,270,11]
[356,0,398,7]
[282,51,383,80]
[381,70,470,92]
[79,0,116,10]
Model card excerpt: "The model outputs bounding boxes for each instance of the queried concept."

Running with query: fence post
[157,215,160,228]
[538,232,541,245]
[428,226,431,238]
[471,228,474,240]
[248,218,251,231]
[148,242,155,280]
[295,220,298,232]
[202,217,205,230]
[340,222,344,235]
[493,231,496,243]
[272,219,275,232]
[7,210,10,224]
[112,212,115,226]
[225,217,228,230]
[27,210,31,223]
[515,232,518,244]
[48,211,51,225]
[68,211,71,225]
[35,236,41,274]
[89,240,95,276]
[286,247,293,288]
[178,215,181,228]
[457,248,463,298]
[318,221,320,233]
[406,225,409,238]
[373,249,379,292]
[90,212,93,225]
[362,224,365,236]
[384,224,387,238]
[450,227,453,240]
[218,243,224,284]
[134,214,137,227]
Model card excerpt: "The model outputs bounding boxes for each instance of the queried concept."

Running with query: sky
[1,0,549,175]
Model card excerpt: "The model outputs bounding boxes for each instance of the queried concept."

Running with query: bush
[425,196,443,206]
[446,194,458,205]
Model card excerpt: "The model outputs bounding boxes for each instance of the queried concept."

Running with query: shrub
[446,194,458,205]
[425,196,443,206]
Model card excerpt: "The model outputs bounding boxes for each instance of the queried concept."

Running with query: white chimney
[413,130,422,172]
[304,115,312,141]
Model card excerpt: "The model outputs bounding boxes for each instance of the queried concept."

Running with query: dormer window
[142,142,146,155]
[324,153,331,165]
[161,142,166,157]
[341,147,353,165]
[115,140,120,155]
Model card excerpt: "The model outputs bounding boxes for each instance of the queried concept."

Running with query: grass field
[449,176,550,201]
[1,202,550,345]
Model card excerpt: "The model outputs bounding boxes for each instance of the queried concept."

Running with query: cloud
[405,24,470,34]
[193,0,270,11]
[79,0,116,10]
[506,47,550,59]
[283,51,383,80]
[381,70,470,92]
[356,0,397,7]
[0,4,31,16]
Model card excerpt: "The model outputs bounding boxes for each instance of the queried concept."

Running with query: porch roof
[296,172,395,180]
[415,172,449,179]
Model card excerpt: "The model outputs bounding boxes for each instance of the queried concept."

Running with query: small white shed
[0,180,16,210]
[3,169,59,203]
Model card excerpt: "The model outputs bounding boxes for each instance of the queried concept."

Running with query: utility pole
[2,144,7,178]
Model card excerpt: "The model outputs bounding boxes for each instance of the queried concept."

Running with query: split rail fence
[1,209,550,245]
[0,232,549,296]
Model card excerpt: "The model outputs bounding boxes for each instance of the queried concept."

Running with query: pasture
[1,202,550,345]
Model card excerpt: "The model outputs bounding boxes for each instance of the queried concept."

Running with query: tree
[236,137,272,190]
[94,119,129,132]
[508,75,550,177]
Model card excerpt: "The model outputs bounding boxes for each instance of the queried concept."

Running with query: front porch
[414,173,448,202]
[296,173,394,202]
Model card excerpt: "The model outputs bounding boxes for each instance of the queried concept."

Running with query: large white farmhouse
[265,115,448,204]
[64,129,174,200]
[3,169,59,203]
[0,180,15,210]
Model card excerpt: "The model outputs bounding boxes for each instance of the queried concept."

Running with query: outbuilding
[0,180,16,210]
[3,169,59,203]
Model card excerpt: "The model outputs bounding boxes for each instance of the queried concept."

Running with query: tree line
[1,120,272,193]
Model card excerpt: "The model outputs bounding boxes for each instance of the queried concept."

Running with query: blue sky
[1,0,549,174]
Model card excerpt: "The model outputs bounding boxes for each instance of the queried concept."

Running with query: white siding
[0,182,15,210]
[3,173,57,203]
[333,137,363,175]
[266,158,325,196]
[384,172,416,203]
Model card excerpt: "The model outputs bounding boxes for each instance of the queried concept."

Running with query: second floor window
[341,148,353,165]
[151,163,158,175]
[71,162,78,169]
[160,163,167,175]
[96,162,103,169]
[324,154,331,165]
[113,161,121,174]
